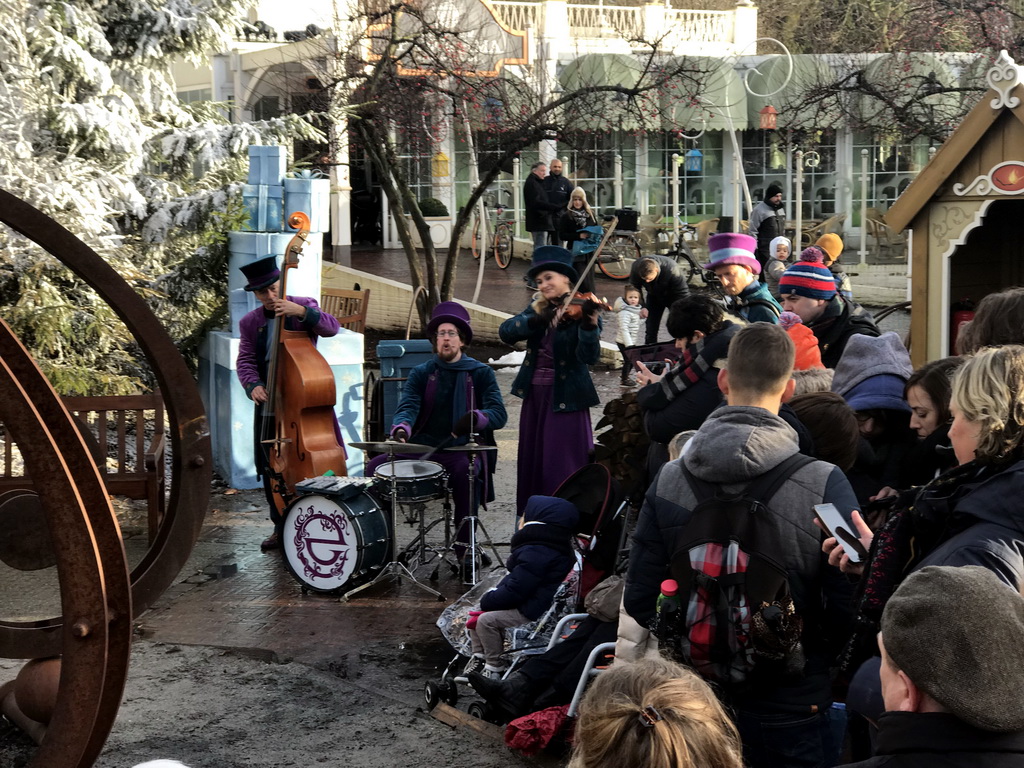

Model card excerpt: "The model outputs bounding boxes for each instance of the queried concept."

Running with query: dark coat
[480,496,578,619]
[524,173,560,232]
[544,174,574,214]
[499,300,601,413]
[627,255,689,310]
[844,712,1024,768]
[808,295,880,368]
[914,458,1024,586]
[624,407,859,711]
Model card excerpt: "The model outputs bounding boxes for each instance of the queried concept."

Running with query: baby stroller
[424,464,625,716]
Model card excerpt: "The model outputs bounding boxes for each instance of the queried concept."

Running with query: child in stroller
[428,464,626,716]
[458,495,579,683]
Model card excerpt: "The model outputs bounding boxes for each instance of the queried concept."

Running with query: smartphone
[643,361,668,374]
[813,503,868,563]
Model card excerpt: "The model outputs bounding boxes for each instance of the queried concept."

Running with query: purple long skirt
[515,383,593,517]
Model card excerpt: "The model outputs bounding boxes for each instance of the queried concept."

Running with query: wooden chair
[864,210,906,254]
[690,218,719,261]
[321,287,371,333]
[801,213,846,245]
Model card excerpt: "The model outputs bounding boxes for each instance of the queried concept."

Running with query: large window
[852,132,934,218]
[649,131,725,221]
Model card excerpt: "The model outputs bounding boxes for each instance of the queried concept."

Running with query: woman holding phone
[825,345,1024,662]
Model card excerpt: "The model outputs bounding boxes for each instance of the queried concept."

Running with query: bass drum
[280,491,390,593]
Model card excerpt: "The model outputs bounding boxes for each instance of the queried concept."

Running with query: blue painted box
[284,175,331,232]
[247,145,287,186]
[198,329,365,489]
[242,184,284,232]
[228,231,322,300]
[377,339,434,432]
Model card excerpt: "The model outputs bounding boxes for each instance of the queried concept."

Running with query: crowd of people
[237,197,1024,766]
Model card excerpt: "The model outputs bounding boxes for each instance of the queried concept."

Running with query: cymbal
[349,440,434,455]
[444,442,498,453]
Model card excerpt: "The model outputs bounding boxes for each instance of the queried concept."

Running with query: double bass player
[236,254,344,550]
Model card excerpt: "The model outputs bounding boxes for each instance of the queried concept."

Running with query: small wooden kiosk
[887,51,1024,365]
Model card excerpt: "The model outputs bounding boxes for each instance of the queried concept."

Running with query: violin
[558,291,613,322]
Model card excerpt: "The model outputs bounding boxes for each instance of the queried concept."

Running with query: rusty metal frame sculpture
[0,189,213,767]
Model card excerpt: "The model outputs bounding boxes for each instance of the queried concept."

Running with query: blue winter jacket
[480,496,579,620]
[499,301,601,413]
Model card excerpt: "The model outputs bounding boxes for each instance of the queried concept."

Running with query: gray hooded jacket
[623,405,858,711]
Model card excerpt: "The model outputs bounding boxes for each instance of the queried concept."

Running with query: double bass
[260,211,347,518]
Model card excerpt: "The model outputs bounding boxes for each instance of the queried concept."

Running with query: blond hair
[569,186,595,221]
[568,658,743,768]
[951,345,1024,462]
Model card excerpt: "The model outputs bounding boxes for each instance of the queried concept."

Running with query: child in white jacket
[614,285,644,384]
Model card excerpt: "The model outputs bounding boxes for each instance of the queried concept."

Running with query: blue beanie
[844,374,912,413]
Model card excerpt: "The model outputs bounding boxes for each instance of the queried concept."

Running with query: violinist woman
[499,246,602,517]
[236,255,341,550]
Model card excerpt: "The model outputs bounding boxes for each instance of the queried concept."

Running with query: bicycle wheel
[493,223,513,269]
[598,234,641,280]
[470,214,481,260]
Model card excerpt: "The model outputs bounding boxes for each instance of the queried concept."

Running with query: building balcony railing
[489,1,742,51]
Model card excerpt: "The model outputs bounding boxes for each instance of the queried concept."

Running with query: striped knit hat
[702,232,761,274]
[778,257,837,300]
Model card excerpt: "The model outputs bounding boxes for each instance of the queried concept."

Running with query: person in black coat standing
[628,255,690,344]
[523,162,560,252]
[544,159,574,246]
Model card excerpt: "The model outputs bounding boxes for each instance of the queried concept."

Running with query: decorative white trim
[988,49,1023,109]
[953,161,1024,196]
[934,199,990,358]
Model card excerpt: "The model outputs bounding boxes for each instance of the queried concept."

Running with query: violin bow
[556,216,619,322]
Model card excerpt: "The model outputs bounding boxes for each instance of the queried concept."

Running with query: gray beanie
[882,565,1024,732]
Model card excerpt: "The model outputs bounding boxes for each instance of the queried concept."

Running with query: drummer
[367,301,507,566]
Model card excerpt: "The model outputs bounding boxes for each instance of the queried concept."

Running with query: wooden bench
[321,287,371,333]
[0,392,167,542]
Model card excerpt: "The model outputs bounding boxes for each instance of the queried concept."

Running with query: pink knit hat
[702,232,761,274]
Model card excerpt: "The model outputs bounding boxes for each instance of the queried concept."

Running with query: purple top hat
[702,232,761,274]
[240,256,281,292]
[427,300,473,343]
[527,245,579,283]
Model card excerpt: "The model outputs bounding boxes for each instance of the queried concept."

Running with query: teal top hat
[527,245,579,282]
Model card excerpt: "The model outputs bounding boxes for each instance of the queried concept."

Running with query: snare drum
[281,491,389,593]
[373,459,447,503]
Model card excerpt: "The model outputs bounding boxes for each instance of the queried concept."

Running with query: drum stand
[397,487,453,577]
[449,437,504,586]
[343,450,446,602]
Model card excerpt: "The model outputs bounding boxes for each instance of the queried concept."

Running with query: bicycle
[469,200,516,270]
[587,218,642,280]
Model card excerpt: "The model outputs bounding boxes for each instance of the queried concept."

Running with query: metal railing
[488,2,732,44]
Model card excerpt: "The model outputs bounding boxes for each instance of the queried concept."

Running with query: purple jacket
[236,296,339,396]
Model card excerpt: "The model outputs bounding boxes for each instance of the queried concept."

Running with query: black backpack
[655,453,815,688]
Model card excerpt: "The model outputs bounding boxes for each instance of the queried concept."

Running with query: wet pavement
[0,242,910,766]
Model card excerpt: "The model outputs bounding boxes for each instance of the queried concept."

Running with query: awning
[745,54,841,129]
[855,53,960,129]
[660,56,748,132]
[558,53,660,131]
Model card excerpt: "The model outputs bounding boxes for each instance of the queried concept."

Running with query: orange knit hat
[779,311,824,370]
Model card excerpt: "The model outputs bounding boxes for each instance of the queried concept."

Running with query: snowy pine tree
[0,0,322,393]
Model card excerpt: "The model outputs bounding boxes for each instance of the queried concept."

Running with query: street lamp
[684,148,704,173]
[759,105,778,131]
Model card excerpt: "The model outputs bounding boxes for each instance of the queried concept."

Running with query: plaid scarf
[659,321,739,403]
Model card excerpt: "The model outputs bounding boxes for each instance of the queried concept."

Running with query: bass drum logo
[283,496,356,590]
